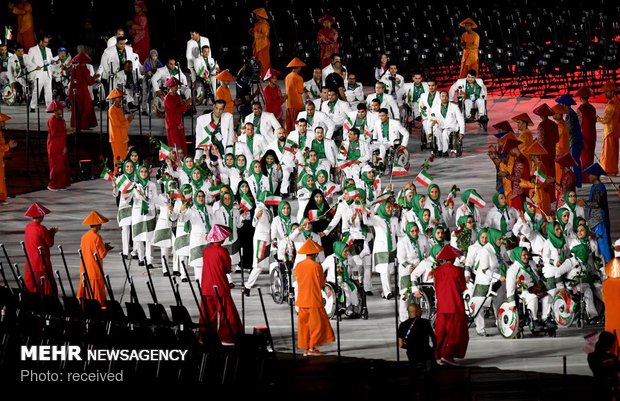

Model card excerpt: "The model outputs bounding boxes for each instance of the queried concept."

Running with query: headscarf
[556,208,569,230]
[135,164,150,187]
[405,221,422,257]
[302,173,316,191]
[376,202,393,252]
[523,200,537,223]
[476,227,488,245]
[427,184,441,219]
[221,192,235,239]
[190,167,204,189]
[235,154,247,174]
[563,191,576,213]
[432,225,446,247]
[181,156,194,178]
[546,222,566,249]
[492,192,508,233]
[416,208,430,233]
[412,194,425,214]
[578,225,591,246]
[509,247,528,268]
[122,160,135,181]
[535,219,547,238]
[249,160,263,188]
[333,241,347,261]
[486,228,503,253]
[278,201,292,235]
[492,192,506,211]
[401,190,415,210]
[570,243,590,265]
[316,169,329,186]
[193,190,207,214]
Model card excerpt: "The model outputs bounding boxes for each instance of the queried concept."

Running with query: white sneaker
[47,186,59,192]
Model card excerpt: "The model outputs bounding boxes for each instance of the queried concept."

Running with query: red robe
[434,261,468,360]
[47,116,71,190]
[164,92,188,154]
[200,243,242,344]
[317,27,339,69]
[555,169,576,208]
[538,118,558,203]
[507,155,529,212]
[69,64,97,130]
[130,12,150,62]
[24,221,57,296]
[263,84,285,121]
[578,102,597,175]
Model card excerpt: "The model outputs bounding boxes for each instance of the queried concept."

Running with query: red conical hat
[164,76,182,88]
[71,51,92,65]
[492,120,514,134]
[555,152,577,168]
[263,68,281,81]
[511,113,533,125]
[436,244,464,261]
[214,69,235,82]
[532,103,554,117]
[524,142,548,156]
[459,18,478,28]
[46,100,66,113]
[24,203,50,218]
[501,137,522,154]
[206,224,232,243]
[82,211,109,226]
[0,113,11,122]
[287,57,306,68]
[574,87,592,98]
[297,239,324,255]
[497,132,518,144]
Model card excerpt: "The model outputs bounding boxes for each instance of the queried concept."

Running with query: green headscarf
[477,227,488,245]
[546,222,566,249]
[432,225,446,247]
[492,192,506,211]
[486,228,503,253]
[316,169,329,185]
[430,243,443,260]
[181,156,194,177]
[190,167,204,189]
[235,154,247,174]
[135,164,150,188]
[563,191,576,213]
[376,202,394,252]
[571,243,590,265]
[249,160,263,187]
[509,247,528,268]
[493,192,508,233]
[333,241,347,261]
[578,225,591,246]
[523,200,537,223]
[535,219,547,238]
[192,190,211,231]
[556,208,569,230]
[405,222,422,258]
[302,173,316,191]
[221,192,235,239]
[122,160,135,181]
[417,208,430,232]
[412,194,425,214]
[278,201,292,235]
[427,184,441,219]
[361,169,374,186]
[400,190,415,210]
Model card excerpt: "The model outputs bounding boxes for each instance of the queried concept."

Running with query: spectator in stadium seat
[374,53,389,82]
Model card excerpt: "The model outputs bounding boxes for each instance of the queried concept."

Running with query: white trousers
[30,72,52,109]
[135,240,153,264]
[435,128,451,152]
[464,98,486,117]
[121,225,131,256]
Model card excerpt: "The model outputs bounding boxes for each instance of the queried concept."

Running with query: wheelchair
[429,130,463,158]
[370,137,411,174]
[457,94,488,132]
[323,279,368,320]
[411,282,436,325]
[195,77,215,106]
[497,293,557,339]
[552,273,603,329]
[269,260,291,305]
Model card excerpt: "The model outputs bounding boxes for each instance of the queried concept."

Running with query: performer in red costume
[317,15,339,69]
[68,51,97,131]
[23,202,58,295]
[46,100,72,191]
[163,77,191,154]
[200,224,243,345]
[575,87,597,179]
[433,244,469,365]
[532,103,558,204]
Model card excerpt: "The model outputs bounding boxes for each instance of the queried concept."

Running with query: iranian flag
[525,197,539,210]
[183,191,193,203]
[5,27,12,41]
[159,142,172,160]
[284,139,298,154]
[239,194,254,212]
[373,178,381,191]
[338,144,348,159]
[392,164,408,177]
[308,210,320,222]
[347,190,360,201]
[343,116,353,132]
[534,168,547,184]
[324,184,337,198]
[170,191,184,200]
[204,121,217,138]
[209,185,222,197]
[116,175,134,194]
[264,195,282,206]
[337,159,356,169]
[99,165,113,181]
[197,136,211,150]
[415,170,433,188]
[468,192,486,208]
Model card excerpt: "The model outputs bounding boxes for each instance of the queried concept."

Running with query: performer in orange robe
[23,203,57,295]
[491,121,516,200]
[214,70,235,114]
[317,15,339,69]
[0,113,17,203]
[458,18,480,78]
[295,239,335,356]
[252,8,271,78]
[46,100,72,191]
[9,0,36,49]
[285,58,306,132]
[533,103,559,203]
[107,88,134,172]
[69,51,97,131]
[200,225,243,344]
[552,104,570,181]
[129,1,150,62]
[163,77,190,154]
[520,142,551,215]
[434,245,469,364]
[78,211,110,305]
[598,82,620,176]
[512,113,534,163]
[576,87,597,178]
[603,240,620,350]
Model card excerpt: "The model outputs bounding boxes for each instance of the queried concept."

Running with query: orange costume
[108,98,130,172]
[458,18,480,78]
[252,8,271,78]
[555,119,571,181]
[598,96,620,176]
[295,240,335,352]
[216,85,234,114]
[520,143,552,215]
[603,243,620,350]
[284,60,305,131]
[77,211,109,305]
[10,1,36,49]
[0,118,12,202]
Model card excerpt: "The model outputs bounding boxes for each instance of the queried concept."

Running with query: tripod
[250,78,265,106]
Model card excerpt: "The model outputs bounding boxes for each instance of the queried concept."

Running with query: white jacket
[319,99,351,126]
[344,82,364,106]
[185,36,211,71]
[484,206,519,235]
[26,45,53,80]
[97,45,136,81]
[418,91,441,121]
[338,139,370,165]
[397,82,429,107]
[344,110,377,143]
[266,140,297,167]
[296,110,335,139]
[237,133,269,160]
[151,65,189,92]
[379,73,404,96]
[366,93,399,119]
[308,138,338,168]
[243,111,281,143]
[371,118,409,147]
[195,112,235,158]
[449,78,487,102]
[436,102,465,134]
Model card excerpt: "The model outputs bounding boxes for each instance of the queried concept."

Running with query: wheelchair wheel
[355,281,368,320]
[394,147,410,169]
[479,115,489,132]
[497,302,520,339]
[552,292,576,328]
[416,286,436,325]
[269,266,288,305]
[322,282,337,319]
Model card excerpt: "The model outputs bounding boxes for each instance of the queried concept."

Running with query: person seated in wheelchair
[397,71,429,123]
[308,125,338,171]
[319,89,351,128]
[448,69,488,122]
[433,91,465,158]
[115,60,143,111]
[371,108,409,166]
[151,57,191,100]
[322,241,363,318]
[366,81,400,120]
[51,47,72,100]
[344,103,376,144]
[5,44,28,105]
[506,247,553,332]
[398,222,431,322]
[337,128,370,179]
[192,45,219,105]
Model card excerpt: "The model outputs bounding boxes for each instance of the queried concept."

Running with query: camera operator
[236,60,260,121]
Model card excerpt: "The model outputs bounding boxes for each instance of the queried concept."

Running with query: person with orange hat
[317,15,339,69]
[200,224,242,345]
[488,122,516,200]
[597,82,620,176]
[68,51,98,131]
[285,57,306,132]
[78,211,112,305]
[107,88,134,172]
[251,8,271,78]
[46,100,72,191]
[498,136,530,212]
[551,103,570,184]
[603,239,620,348]
[533,103,559,204]
[554,153,577,207]
[0,113,17,204]
[263,67,285,122]
[575,87,597,175]
[511,113,534,160]
[23,202,57,295]
[519,142,552,215]
[214,69,236,114]
[458,18,480,78]
[433,244,468,365]
[163,76,191,154]
[295,238,335,356]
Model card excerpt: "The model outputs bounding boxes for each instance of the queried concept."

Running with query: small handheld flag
[392,164,408,177]
[468,192,486,208]
[415,170,433,188]
[100,165,114,181]
[159,141,172,160]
